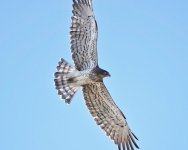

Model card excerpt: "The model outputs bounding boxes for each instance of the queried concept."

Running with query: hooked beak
[107,72,111,77]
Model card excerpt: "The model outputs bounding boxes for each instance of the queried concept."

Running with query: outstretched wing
[83,82,139,150]
[70,0,98,71]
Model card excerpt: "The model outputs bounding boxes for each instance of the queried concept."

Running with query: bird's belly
[67,73,97,87]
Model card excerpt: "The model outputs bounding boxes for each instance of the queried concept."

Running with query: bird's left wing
[83,82,139,150]
[70,0,98,71]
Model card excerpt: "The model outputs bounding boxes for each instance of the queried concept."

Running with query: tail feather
[54,58,77,103]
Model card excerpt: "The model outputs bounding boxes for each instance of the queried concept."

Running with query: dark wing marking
[70,0,98,71]
[83,82,139,150]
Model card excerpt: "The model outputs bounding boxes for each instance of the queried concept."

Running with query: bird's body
[54,0,139,150]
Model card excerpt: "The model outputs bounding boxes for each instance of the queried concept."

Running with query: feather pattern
[54,58,78,103]
[70,0,98,71]
[83,82,139,150]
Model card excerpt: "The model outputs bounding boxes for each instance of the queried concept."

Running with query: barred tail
[54,58,78,103]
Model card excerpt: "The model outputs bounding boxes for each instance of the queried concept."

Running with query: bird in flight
[54,0,139,150]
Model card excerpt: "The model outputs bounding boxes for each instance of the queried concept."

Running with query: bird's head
[101,69,111,78]
[94,67,111,78]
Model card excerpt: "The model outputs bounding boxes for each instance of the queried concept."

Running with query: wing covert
[70,0,98,71]
[83,82,139,150]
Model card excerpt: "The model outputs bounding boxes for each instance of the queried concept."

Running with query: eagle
[54,0,139,150]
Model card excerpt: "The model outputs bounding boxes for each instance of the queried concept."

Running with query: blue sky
[0,0,188,150]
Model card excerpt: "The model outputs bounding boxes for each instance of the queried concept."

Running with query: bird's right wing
[70,0,98,71]
[83,82,139,150]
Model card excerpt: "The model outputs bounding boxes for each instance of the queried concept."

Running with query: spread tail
[54,58,78,103]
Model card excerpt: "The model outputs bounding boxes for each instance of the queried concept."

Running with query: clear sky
[0,0,188,150]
